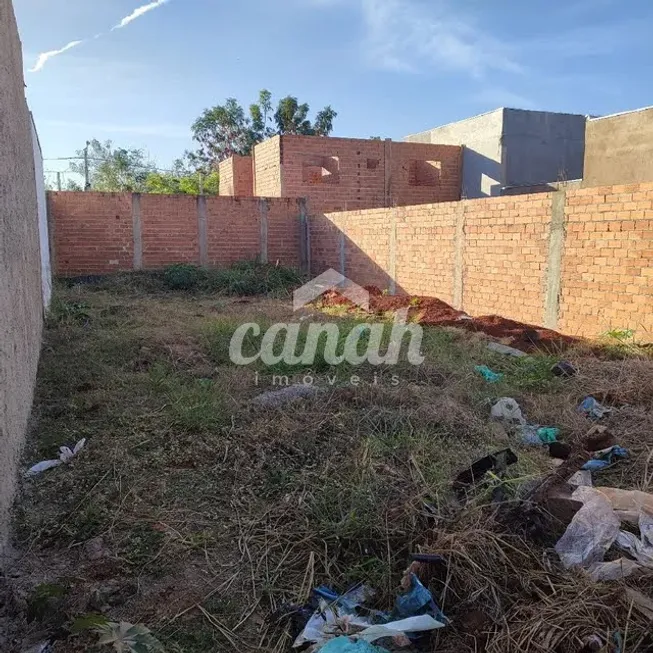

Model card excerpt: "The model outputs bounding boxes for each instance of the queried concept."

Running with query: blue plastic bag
[582,445,629,471]
[320,638,388,653]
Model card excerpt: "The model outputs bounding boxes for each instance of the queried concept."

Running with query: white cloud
[29,40,83,73]
[327,0,523,77]
[112,0,170,30]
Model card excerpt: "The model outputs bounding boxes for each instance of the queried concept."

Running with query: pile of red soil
[320,287,577,352]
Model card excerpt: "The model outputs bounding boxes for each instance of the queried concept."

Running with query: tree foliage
[69,139,154,192]
[68,142,218,195]
[144,158,219,195]
[190,89,337,167]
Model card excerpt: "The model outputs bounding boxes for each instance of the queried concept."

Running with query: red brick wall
[141,194,199,268]
[252,135,462,212]
[310,183,653,341]
[277,136,387,212]
[219,155,254,197]
[396,203,459,303]
[205,197,260,266]
[254,137,282,197]
[391,142,462,206]
[462,195,551,325]
[267,198,302,268]
[559,184,653,338]
[50,192,302,275]
[49,192,133,275]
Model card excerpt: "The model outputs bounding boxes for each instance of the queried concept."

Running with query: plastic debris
[487,342,527,357]
[555,486,620,569]
[582,445,629,471]
[293,574,446,649]
[568,470,593,487]
[26,439,86,477]
[475,365,503,383]
[319,638,387,652]
[491,398,526,425]
[358,615,445,643]
[551,361,577,378]
[555,486,653,581]
[252,384,319,408]
[519,425,560,445]
[578,396,612,419]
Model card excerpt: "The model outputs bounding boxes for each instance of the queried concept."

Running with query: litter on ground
[25,438,86,477]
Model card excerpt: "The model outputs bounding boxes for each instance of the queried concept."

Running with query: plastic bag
[491,398,526,425]
[555,486,620,568]
[319,638,388,653]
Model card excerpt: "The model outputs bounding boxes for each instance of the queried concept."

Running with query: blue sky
[14,0,653,177]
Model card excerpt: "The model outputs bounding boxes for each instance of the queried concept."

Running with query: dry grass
[4,278,653,652]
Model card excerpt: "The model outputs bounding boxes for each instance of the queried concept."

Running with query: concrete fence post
[453,202,466,309]
[389,208,398,295]
[131,193,143,271]
[544,190,567,330]
[197,196,208,267]
[259,198,269,264]
[298,198,309,275]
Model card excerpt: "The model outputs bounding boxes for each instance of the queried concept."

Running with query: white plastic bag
[490,398,526,426]
[555,486,620,568]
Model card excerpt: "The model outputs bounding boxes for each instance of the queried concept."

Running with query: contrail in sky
[112,0,169,30]
[29,40,83,72]
[29,0,171,72]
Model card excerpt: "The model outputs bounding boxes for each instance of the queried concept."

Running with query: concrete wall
[31,114,52,308]
[503,109,586,187]
[406,109,504,199]
[583,107,653,187]
[0,0,44,553]
[406,109,586,199]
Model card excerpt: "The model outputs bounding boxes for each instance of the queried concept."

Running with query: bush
[162,264,206,290]
[160,261,304,296]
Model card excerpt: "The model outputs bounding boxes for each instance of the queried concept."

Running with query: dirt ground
[4,277,653,652]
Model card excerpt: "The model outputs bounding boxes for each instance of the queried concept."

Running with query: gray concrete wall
[503,109,586,187]
[406,108,586,198]
[0,0,44,555]
[406,109,504,198]
[31,114,52,308]
[583,107,653,187]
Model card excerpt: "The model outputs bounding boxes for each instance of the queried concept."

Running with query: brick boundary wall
[48,183,653,342]
[48,192,306,276]
[309,183,653,342]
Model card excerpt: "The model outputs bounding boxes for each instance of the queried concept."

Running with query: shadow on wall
[462,148,503,199]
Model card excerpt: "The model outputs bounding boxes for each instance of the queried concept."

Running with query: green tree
[144,158,219,195]
[69,139,154,192]
[190,90,337,167]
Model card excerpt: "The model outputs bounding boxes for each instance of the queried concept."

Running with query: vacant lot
[5,270,653,652]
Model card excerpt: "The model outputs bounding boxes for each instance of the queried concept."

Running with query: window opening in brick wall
[302,156,340,185]
[409,160,441,186]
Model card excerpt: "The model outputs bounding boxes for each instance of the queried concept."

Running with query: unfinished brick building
[219,135,462,211]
